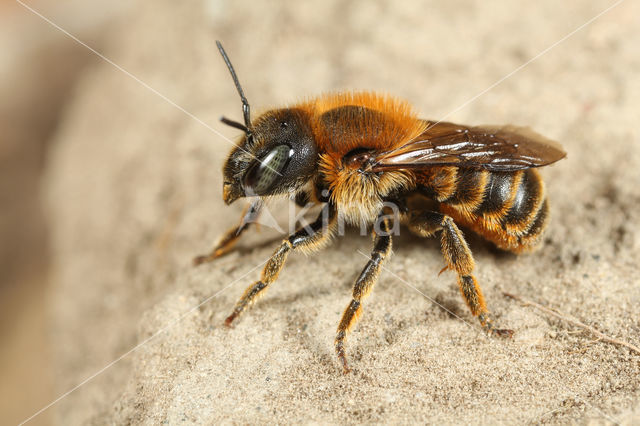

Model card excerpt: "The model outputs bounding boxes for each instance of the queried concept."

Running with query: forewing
[371,121,566,172]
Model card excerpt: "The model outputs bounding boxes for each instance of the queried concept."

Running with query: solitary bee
[195,42,566,373]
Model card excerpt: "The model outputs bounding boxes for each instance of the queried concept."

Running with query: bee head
[217,42,317,204]
[222,109,317,204]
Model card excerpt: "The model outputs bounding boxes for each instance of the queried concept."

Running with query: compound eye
[244,144,292,195]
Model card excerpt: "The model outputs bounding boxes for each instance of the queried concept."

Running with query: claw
[193,247,229,266]
[492,328,514,338]
[478,313,514,338]
[193,255,210,266]
[224,313,237,328]
[338,353,351,374]
[335,336,351,374]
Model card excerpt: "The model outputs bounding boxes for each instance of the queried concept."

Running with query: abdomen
[416,167,549,253]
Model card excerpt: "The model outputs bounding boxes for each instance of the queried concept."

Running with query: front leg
[193,199,263,265]
[225,203,337,326]
[335,211,393,373]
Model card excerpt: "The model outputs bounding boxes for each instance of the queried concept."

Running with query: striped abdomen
[416,167,549,253]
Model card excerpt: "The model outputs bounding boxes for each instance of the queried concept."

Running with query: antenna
[216,41,251,134]
[220,116,248,132]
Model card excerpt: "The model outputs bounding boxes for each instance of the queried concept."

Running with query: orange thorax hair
[295,92,426,224]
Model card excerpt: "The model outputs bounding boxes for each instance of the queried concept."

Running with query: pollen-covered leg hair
[194,200,263,265]
[224,204,337,326]
[335,212,393,373]
[408,211,513,337]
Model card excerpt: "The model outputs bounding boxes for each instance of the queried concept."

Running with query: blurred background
[0,1,128,424]
[2,0,639,424]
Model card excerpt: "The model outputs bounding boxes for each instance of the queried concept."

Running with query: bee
[195,41,566,373]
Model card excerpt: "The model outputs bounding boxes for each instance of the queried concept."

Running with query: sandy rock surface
[46,0,639,424]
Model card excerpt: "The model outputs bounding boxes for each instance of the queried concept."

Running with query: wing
[371,121,566,172]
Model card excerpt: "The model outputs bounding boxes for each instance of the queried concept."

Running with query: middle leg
[335,212,394,373]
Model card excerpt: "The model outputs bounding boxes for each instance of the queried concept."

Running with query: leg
[193,199,263,265]
[335,212,393,373]
[224,204,337,326]
[407,211,513,337]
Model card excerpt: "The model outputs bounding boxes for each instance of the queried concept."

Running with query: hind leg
[407,211,513,337]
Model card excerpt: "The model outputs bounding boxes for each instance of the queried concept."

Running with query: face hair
[216,41,252,134]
